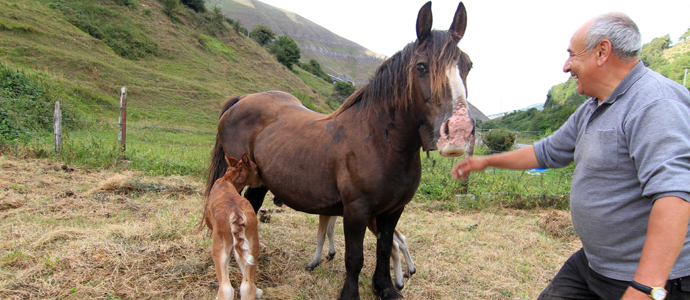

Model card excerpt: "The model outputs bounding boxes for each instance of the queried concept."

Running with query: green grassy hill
[0,0,335,117]
[0,0,344,176]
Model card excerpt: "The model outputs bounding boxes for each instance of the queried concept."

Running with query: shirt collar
[600,60,647,105]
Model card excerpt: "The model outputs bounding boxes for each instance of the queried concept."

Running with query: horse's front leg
[339,209,369,300]
[244,186,268,214]
[373,208,404,300]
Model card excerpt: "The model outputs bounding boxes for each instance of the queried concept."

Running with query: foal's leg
[213,230,235,300]
[372,208,404,300]
[393,229,416,277]
[339,210,369,300]
[306,215,336,271]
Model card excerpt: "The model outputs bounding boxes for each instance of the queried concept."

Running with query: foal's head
[223,152,262,192]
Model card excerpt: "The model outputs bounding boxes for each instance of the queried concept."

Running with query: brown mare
[201,153,263,300]
[205,2,474,299]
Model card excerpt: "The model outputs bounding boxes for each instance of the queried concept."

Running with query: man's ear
[597,40,612,66]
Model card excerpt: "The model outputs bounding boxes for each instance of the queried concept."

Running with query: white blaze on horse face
[446,65,467,107]
[437,65,472,157]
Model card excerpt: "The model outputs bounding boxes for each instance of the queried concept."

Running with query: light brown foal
[201,153,263,300]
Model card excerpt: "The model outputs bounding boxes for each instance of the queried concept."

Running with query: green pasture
[1,58,572,211]
[3,126,573,212]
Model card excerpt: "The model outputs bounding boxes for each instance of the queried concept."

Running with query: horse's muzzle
[436,104,473,157]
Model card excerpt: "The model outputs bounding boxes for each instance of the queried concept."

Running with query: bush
[0,64,78,143]
[334,81,356,97]
[249,24,276,45]
[162,0,182,20]
[268,36,300,70]
[299,59,332,83]
[481,130,516,153]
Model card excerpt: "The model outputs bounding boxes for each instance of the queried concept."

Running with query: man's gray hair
[585,13,641,60]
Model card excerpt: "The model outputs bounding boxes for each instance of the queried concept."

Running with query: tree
[249,24,276,45]
[334,81,356,97]
[269,35,300,70]
[639,35,671,69]
[299,59,332,83]
[680,27,690,42]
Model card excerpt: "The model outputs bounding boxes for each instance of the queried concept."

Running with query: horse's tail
[230,210,256,266]
[204,96,242,199]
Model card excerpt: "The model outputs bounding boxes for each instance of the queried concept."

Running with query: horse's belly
[263,174,343,215]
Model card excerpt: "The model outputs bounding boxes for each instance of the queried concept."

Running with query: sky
[254,0,690,116]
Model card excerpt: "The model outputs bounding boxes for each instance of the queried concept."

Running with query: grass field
[0,153,579,300]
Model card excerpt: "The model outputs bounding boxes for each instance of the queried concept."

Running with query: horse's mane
[328,30,461,119]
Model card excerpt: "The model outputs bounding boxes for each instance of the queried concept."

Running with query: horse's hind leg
[394,229,416,277]
[244,186,268,214]
[238,215,263,299]
[325,216,337,260]
[212,231,234,300]
[306,215,335,271]
[391,239,404,290]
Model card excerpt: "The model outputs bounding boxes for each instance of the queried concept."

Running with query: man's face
[563,24,599,97]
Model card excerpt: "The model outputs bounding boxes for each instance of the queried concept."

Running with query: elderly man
[452,13,690,300]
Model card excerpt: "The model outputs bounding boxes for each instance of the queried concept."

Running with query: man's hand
[451,156,488,181]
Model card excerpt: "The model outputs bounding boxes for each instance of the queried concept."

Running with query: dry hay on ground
[538,209,577,239]
[0,155,580,299]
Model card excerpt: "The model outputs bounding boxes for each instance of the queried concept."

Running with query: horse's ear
[225,154,238,167]
[241,152,250,165]
[416,1,433,43]
[449,2,467,44]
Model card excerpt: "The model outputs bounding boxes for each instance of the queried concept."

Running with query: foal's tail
[204,96,242,199]
[230,210,256,266]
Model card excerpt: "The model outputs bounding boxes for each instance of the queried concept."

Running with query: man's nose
[563,60,571,73]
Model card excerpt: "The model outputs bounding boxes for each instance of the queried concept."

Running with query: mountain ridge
[221,0,385,85]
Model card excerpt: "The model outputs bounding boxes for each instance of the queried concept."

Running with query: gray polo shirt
[534,61,690,281]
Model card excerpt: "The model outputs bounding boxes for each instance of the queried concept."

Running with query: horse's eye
[416,63,428,74]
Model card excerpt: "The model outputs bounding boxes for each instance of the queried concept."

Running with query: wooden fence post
[461,132,476,194]
[118,87,127,153]
[53,101,62,154]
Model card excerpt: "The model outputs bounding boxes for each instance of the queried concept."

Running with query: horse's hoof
[378,287,404,300]
[305,262,319,271]
[326,251,336,261]
[395,282,404,291]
